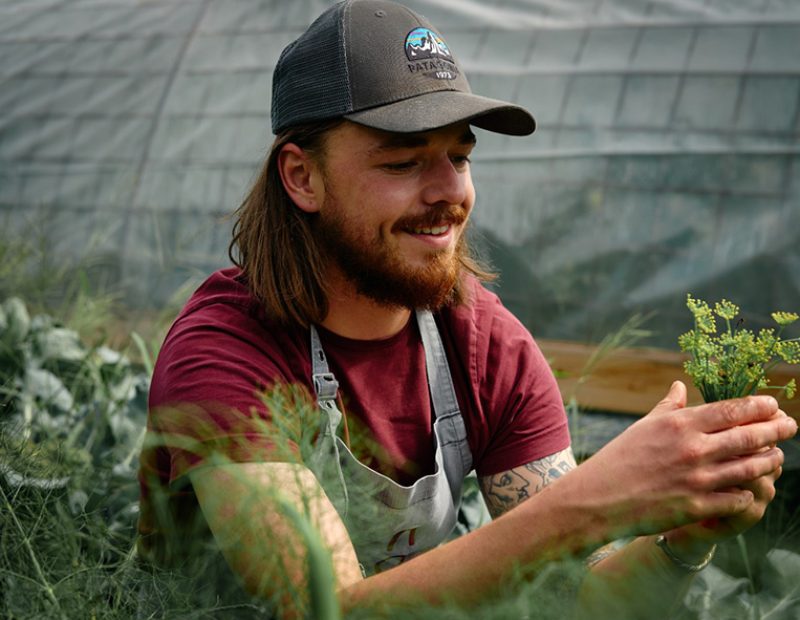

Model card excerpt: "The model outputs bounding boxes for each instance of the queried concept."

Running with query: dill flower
[785,379,797,400]
[714,299,739,321]
[777,340,800,364]
[772,311,799,326]
[680,294,799,402]
[686,295,716,334]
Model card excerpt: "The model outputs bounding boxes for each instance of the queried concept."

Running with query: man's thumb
[651,380,687,414]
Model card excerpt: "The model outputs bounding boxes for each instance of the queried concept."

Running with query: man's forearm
[340,479,608,611]
[577,534,706,620]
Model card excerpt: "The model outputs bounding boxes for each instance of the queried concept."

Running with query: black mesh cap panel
[270,2,352,134]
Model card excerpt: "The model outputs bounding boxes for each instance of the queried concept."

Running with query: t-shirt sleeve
[468,288,571,477]
[147,303,304,483]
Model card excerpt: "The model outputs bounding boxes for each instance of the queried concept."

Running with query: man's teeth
[411,225,450,235]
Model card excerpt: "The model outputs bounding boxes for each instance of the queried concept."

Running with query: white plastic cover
[1,0,798,347]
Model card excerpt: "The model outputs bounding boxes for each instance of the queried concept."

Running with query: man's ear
[277,143,325,213]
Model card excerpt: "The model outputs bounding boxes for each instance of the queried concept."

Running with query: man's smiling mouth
[395,205,467,240]
[410,224,450,235]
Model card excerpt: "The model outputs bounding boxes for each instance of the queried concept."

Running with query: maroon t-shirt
[137,267,569,563]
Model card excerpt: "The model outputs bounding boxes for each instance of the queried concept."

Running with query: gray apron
[307,310,473,575]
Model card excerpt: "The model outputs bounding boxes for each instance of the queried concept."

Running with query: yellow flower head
[772,311,799,326]
[681,294,798,402]
[714,299,739,321]
[777,340,800,364]
[785,379,796,400]
[687,294,716,334]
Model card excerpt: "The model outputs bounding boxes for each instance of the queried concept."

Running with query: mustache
[393,205,468,232]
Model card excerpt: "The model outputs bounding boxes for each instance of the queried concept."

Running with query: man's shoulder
[158,267,299,369]
[178,267,260,320]
[151,268,307,409]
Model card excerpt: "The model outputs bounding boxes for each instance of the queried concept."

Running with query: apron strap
[415,310,474,479]
[308,324,349,515]
[309,324,339,403]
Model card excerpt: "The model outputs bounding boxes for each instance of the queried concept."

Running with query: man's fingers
[690,396,783,433]
[703,488,754,518]
[742,472,780,504]
[700,448,784,490]
[707,416,796,459]
[650,381,687,416]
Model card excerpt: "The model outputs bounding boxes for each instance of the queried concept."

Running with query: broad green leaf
[23,367,74,412]
[3,297,30,343]
[34,326,86,362]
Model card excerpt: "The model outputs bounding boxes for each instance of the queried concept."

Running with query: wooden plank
[539,339,800,417]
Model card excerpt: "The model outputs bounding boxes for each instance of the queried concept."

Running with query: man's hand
[565,381,797,542]
[656,383,789,559]
[574,382,795,618]
[659,460,783,564]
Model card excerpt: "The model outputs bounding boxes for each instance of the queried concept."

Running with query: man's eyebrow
[368,128,477,154]
[458,129,478,146]
[372,133,429,151]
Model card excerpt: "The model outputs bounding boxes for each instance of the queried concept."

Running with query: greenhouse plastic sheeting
[1,0,798,347]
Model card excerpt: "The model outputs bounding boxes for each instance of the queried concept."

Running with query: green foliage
[451,473,491,539]
[272,495,341,620]
[679,294,799,403]
[0,296,148,475]
[0,299,343,619]
[2,296,799,619]
[0,297,149,618]
[565,313,654,459]
[685,548,800,619]
[0,211,121,339]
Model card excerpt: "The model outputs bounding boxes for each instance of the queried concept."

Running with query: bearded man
[137,1,796,617]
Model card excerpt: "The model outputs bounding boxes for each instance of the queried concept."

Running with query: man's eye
[383,161,417,171]
[451,155,472,167]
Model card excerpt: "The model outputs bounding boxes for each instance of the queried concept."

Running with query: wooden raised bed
[539,339,800,418]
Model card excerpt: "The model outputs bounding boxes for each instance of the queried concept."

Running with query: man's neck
[319,270,412,340]
[322,298,411,340]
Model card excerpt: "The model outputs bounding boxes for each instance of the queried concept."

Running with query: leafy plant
[0,296,150,619]
[0,297,148,482]
[678,294,799,403]
[2,293,798,619]
[684,548,800,620]
[677,295,800,620]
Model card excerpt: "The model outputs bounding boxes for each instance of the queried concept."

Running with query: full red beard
[313,197,468,310]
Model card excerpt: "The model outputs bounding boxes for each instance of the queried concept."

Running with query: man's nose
[421,156,468,207]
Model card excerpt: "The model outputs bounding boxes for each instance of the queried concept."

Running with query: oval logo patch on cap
[405,27,458,80]
[405,27,453,62]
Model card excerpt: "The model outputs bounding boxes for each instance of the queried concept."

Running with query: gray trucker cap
[271,0,536,136]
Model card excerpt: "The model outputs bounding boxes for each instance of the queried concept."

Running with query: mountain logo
[404,27,454,62]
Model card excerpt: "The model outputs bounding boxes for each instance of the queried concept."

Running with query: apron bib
[307,310,473,575]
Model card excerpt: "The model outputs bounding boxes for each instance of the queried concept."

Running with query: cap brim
[344,90,536,136]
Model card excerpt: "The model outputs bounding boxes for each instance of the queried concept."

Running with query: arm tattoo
[522,450,577,493]
[586,539,632,568]
[479,447,577,519]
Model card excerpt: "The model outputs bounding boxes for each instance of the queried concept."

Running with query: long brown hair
[229,120,496,327]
